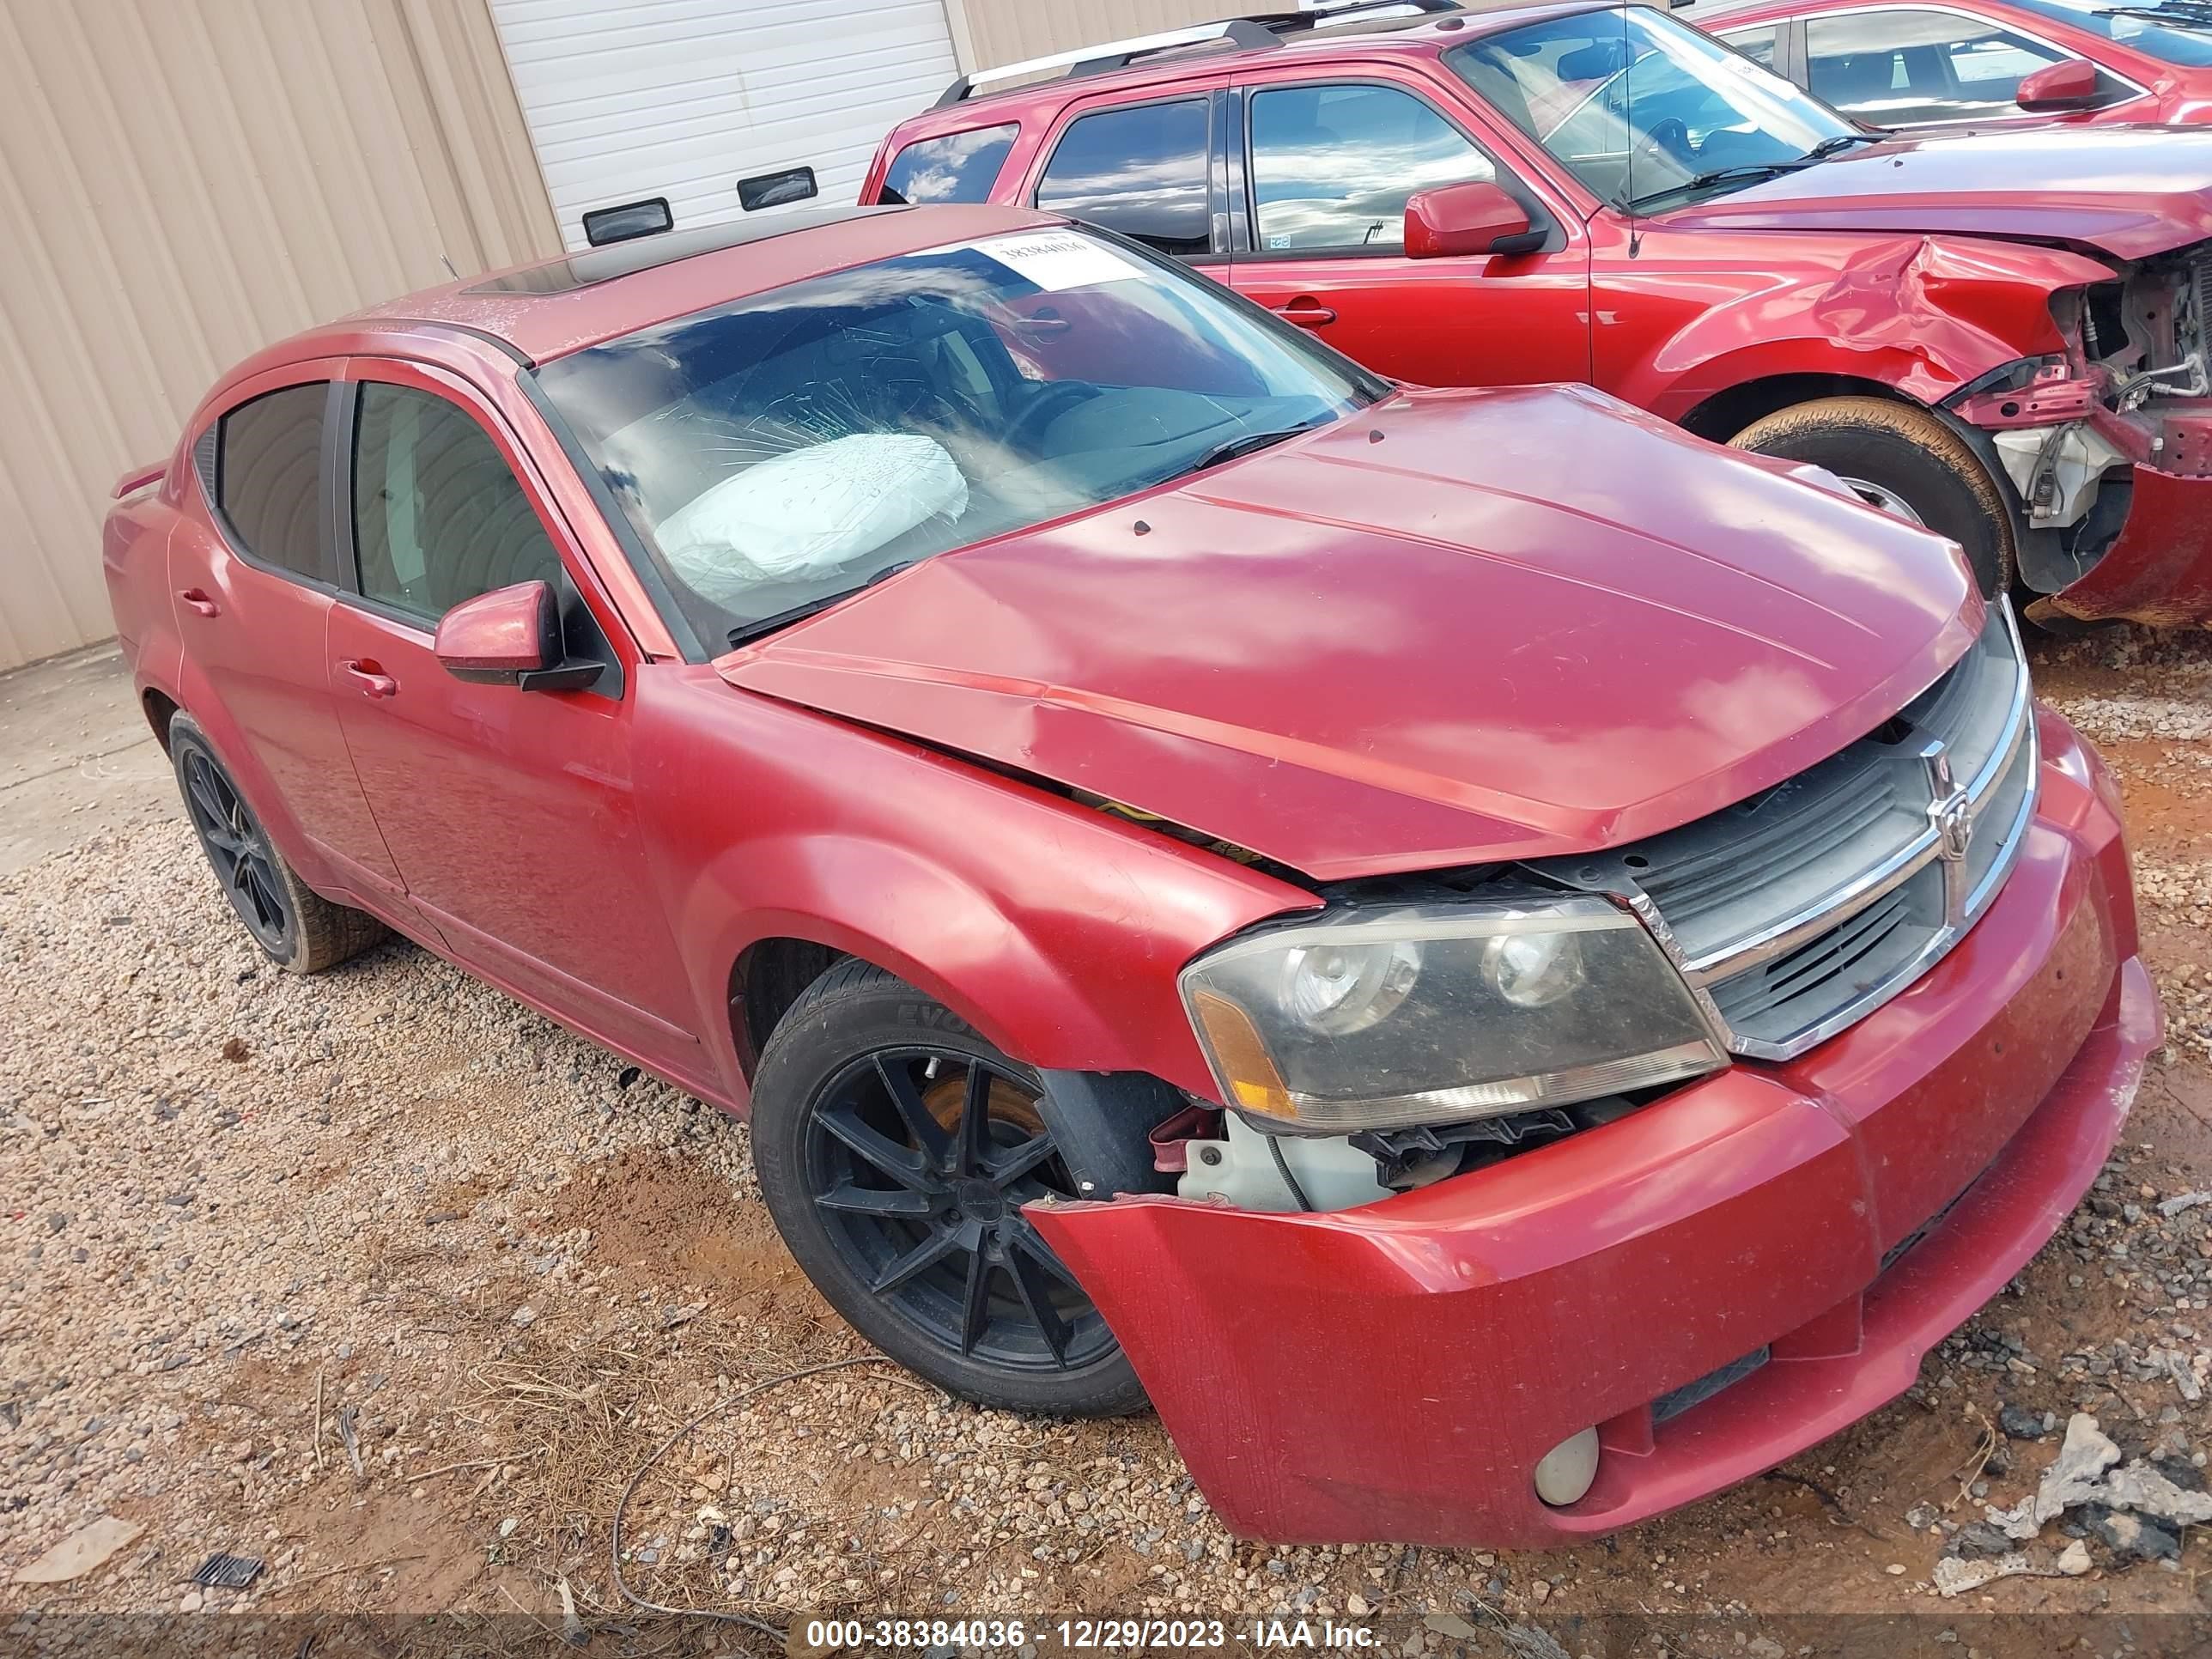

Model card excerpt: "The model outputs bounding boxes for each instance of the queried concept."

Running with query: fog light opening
[1534,1427,1600,1508]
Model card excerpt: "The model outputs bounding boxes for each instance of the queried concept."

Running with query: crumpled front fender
[1632,234,2118,424]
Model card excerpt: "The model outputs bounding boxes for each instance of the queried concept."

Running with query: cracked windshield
[532,229,1376,646]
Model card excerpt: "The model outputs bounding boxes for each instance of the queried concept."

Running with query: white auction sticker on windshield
[973,231,1139,292]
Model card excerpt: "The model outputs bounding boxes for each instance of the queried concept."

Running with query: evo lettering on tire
[1730,397,2014,599]
[750,961,1145,1418]
[168,714,386,975]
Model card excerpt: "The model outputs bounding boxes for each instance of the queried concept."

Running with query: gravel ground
[3,627,2209,1654]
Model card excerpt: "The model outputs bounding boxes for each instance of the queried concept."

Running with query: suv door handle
[341,659,399,700]
[178,588,220,618]
[1274,301,1336,328]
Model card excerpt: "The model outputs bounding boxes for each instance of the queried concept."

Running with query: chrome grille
[1541,602,2038,1062]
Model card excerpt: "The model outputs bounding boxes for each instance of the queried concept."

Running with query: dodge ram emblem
[1925,749,1975,863]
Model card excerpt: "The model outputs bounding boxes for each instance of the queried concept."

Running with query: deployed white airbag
[657,434,968,605]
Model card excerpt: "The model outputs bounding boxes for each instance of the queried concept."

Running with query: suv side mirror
[2016,58,2101,112]
[435,580,602,691]
[1405,182,1547,259]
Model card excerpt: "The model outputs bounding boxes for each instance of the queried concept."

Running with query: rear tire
[1731,396,2014,598]
[169,714,386,975]
[750,961,1146,1418]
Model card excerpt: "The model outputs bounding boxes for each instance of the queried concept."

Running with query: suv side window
[881,124,1019,204]
[1036,100,1212,257]
[1717,24,1780,68]
[214,383,330,580]
[1247,83,1496,253]
[1806,9,2130,124]
[350,384,562,624]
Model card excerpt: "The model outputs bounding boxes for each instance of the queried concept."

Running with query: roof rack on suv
[932,0,1463,108]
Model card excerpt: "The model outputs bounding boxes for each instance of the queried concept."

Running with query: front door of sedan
[324,360,708,1085]
[1223,74,1591,388]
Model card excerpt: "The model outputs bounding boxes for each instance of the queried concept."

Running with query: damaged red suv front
[1956,239,2212,626]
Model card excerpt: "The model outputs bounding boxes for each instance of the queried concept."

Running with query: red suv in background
[866,0,2212,628]
[1682,0,2212,131]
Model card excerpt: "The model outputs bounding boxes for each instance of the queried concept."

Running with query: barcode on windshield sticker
[975,231,1138,292]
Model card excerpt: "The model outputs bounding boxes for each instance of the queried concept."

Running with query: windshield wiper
[1806,132,1882,159]
[725,561,914,649]
[1626,135,1876,214]
[2098,1,2212,19]
[1181,422,1322,477]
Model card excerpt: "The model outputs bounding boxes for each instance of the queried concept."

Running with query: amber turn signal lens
[1188,989,1294,1118]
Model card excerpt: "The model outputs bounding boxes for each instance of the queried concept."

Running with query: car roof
[323,202,1066,368]
[895,0,1625,141]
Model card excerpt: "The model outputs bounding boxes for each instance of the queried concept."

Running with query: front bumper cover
[2033,462,2212,629]
[1028,710,2159,1548]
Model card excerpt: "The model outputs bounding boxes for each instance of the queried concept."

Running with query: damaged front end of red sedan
[721,371,2163,1550]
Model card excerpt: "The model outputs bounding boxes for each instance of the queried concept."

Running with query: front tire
[169,714,386,975]
[1730,396,2014,598]
[750,962,1146,1418]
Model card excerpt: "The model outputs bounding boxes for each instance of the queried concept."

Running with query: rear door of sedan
[323,356,711,1085]
[169,362,406,904]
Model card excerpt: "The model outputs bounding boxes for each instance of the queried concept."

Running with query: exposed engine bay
[1954,239,2212,610]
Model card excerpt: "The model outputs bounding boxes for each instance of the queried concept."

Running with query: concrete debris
[1984,1412,2212,1548]
[1984,1413,2122,1539]
[2091,1457,2212,1527]
[2156,1190,2212,1218]
[1932,1550,2075,1597]
[12,1516,145,1584]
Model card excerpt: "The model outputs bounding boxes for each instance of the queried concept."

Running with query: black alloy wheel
[179,744,293,957]
[805,1048,1114,1374]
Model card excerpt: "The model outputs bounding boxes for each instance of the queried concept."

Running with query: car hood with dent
[717,386,1981,882]
[1657,126,2212,263]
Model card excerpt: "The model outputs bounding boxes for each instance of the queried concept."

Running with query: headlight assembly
[1180,895,1727,1134]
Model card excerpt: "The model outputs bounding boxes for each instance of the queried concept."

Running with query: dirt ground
[3,626,2210,1656]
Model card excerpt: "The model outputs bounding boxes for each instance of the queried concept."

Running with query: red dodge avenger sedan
[105,204,2158,1548]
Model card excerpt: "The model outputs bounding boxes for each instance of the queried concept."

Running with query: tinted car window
[881,125,1019,204]
[2006,0,2212,66]
[1248,83,1495,253]
[1035,101,1211,256]
[216,383,329,580]
[1719,23,1780,67]
[351,384,562,623]
[1806,9,2130,123]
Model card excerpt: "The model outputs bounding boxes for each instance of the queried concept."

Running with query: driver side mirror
[435,580,602,692]
[2016,58,2101,112]
[1405,182,1547,260]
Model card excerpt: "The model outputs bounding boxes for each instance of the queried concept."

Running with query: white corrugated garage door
[490,0,960,252]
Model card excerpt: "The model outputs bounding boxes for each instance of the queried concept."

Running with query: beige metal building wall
[0,0,559,673]
[946,0,1245,70]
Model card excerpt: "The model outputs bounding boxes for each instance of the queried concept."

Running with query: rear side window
[1719,24,1779,68]
[1247,83,1496,253]
[351,384,562,623]
[1036,100,1212,257]
[215,383,329,580]
[880,124,1018,204]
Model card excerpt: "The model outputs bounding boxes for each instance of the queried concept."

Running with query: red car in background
[867,0,2212,627]
[1681,0,2212,130]
[105,203,2156,1549]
